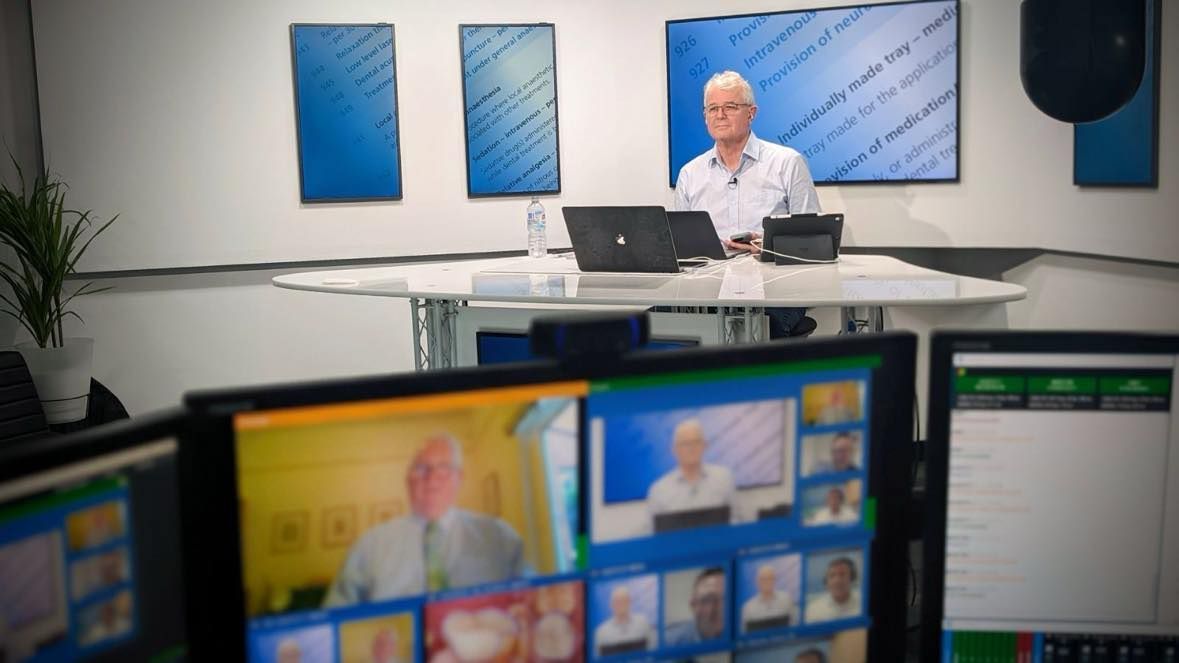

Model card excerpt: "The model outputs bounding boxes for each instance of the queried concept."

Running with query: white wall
[10,0,1178,416]
[29,0,1179,272]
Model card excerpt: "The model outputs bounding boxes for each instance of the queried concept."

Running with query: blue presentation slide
[601,399,786,503]
[666,0,958,185]
[461,24,561,196]
[291,24,402,201]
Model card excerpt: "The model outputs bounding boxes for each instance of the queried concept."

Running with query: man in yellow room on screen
[323,434,524,606]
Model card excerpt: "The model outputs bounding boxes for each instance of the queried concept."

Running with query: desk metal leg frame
[718,306,766,344]
[840,306,886,333]
[411,298,458,371]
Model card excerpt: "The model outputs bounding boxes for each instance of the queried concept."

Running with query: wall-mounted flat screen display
[666,0,959,186]
[460,24,562,197]
[290,24,403,202]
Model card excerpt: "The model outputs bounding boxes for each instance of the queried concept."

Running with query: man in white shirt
[594,585,655,654]
[323,435,524,606]
[674,70,820,338]
[646,419,737,530]
[805,557,862,623]
[740,564,798,632]
[805,487,859,526]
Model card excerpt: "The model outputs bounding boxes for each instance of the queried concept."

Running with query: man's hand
[723,231,762,255]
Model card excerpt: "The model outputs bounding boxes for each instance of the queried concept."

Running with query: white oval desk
[274,253,1026,370]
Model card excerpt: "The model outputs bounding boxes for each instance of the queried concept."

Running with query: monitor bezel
[181,331,916,661]
[921,331,1179,663]
[0,407,188,486]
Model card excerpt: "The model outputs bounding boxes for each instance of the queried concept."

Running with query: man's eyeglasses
[409,463,458,480]
[703,102,751,117]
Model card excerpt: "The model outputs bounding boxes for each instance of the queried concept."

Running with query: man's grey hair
[703,71,755,105]
[418,433,464,470]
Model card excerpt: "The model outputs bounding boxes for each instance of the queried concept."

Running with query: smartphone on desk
[729,231,754,244]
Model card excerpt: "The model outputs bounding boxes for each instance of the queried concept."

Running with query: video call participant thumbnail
[804,486,859,527]
[802,382,863,427]
[324,434,524,605]
[647,420,737,531]
[594,585,656,655]
[807,432,860,475]
[424,580,582,662]
[806,555,862,624]
[664,567,727,647]
[740,563,798,632]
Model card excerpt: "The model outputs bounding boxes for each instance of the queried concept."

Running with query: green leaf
[0,152,117,347]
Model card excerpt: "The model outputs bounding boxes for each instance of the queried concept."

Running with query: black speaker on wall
[1020,0,1146,123]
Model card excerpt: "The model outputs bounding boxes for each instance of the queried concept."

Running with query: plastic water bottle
[527,197,547,258]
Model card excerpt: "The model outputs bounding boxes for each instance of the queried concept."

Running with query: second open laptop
[666,210,748,261]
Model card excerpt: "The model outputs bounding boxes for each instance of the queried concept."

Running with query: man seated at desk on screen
[740,564,798,632]
[594,585,655,655]
[323,434,525,605]
[646,419,737,533]
[673,70,820,338]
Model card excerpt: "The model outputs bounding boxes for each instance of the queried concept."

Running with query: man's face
[407,438,462,521]
[703,86,756,145]
[672,423,707,470]
[826,488,845,512]
[825,561,853,604]
[690,574,725,638]
[610,589,632,621]
[831,436,854,470]
[756,566,776,597]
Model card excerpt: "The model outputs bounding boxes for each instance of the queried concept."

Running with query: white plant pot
[17,337,95,424]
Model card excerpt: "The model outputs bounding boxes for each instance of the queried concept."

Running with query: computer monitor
[0,410,188,663]
[181,331,916,661]
[923,332,1179,662]
[476,331,698,365]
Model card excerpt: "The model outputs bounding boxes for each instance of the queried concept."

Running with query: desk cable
[750,238,841,264]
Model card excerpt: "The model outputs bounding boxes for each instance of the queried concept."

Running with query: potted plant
[0,159,116,423]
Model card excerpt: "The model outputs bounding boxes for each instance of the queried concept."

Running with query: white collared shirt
[322,508,524,606]
[594,614,655,653]
[646,463,736,520]
[674,132,821,239]
[806,588,863,623]
[806,505,860,526]
[741,590,798,630]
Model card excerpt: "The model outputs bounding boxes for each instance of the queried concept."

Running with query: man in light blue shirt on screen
[674,70,820,338]
[323,434,524,606]
[646,419,737,531]
[594,585,656,654]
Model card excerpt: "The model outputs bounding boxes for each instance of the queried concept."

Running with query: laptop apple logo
[615,234,626,246]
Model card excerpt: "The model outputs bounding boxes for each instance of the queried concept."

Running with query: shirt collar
[675,465,710,483]
[415,508,456,531]
[708,132,761,170]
